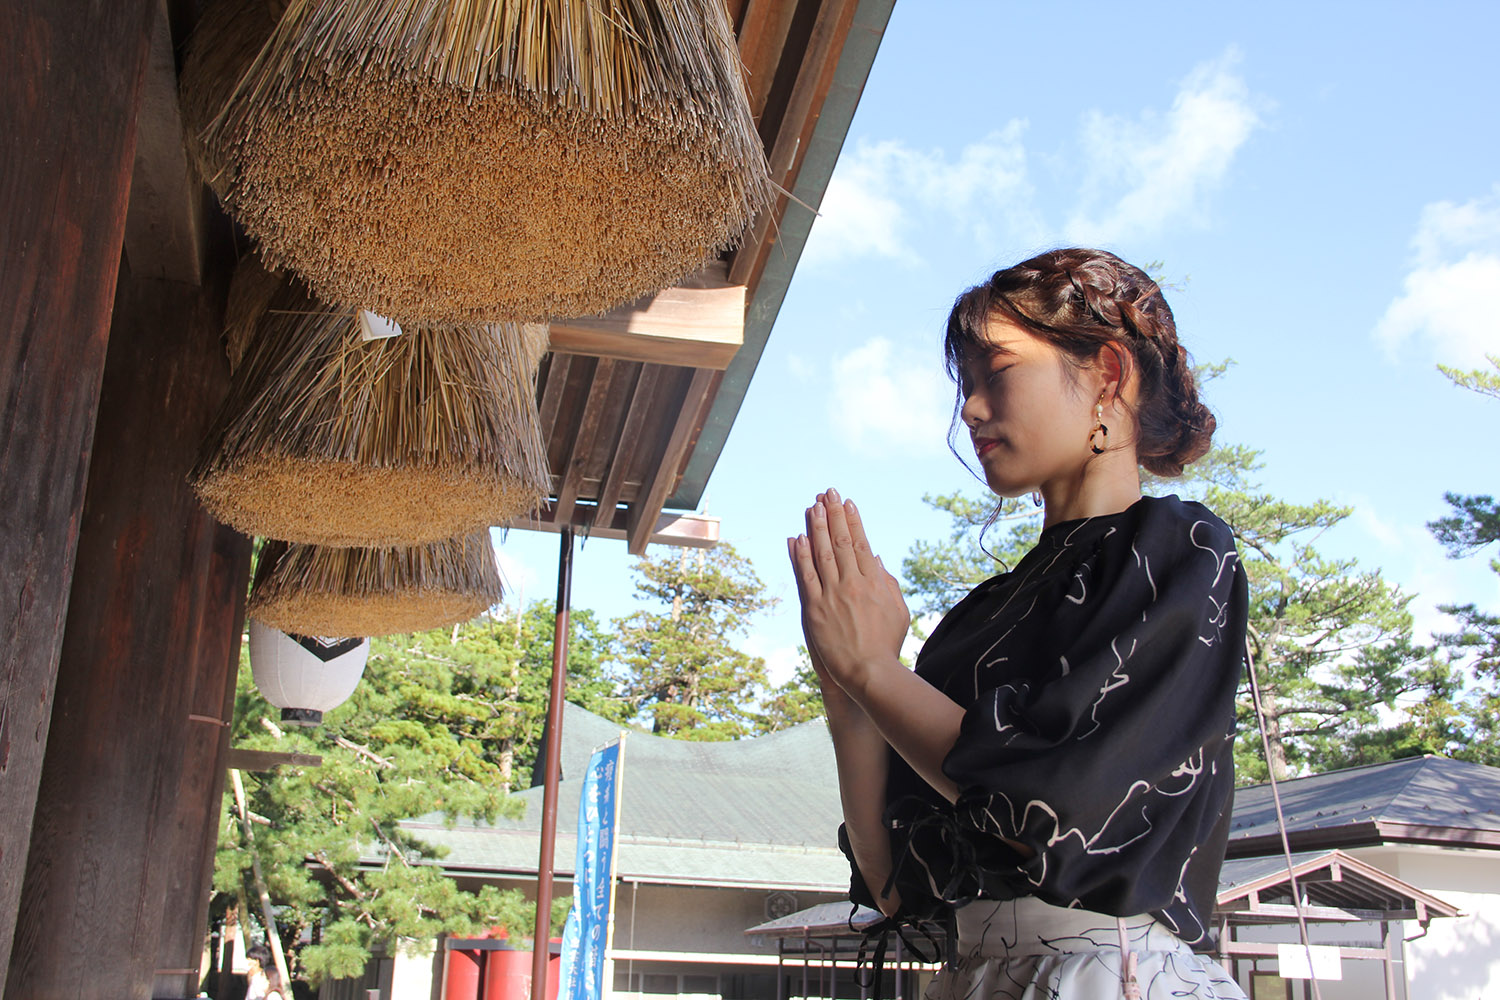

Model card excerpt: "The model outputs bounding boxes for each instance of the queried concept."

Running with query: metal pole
[532,526,575,1000]
[802,931,809,1000]
[1381,920,1398,1000]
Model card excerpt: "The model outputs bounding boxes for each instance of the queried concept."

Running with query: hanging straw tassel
[249,532,504,636]
[179,0,773,324]
[192,260,550,547]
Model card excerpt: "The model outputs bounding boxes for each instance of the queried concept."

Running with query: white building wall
[612,882,844,959]
[390,942,439,1000]
[1351,845,1500,1000]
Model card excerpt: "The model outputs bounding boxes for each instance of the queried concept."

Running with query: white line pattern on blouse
[963,515,1240,950]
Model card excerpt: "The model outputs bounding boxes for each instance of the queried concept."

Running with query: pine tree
[609,542,776,739]
[1426,356,1500,763]
[760,649,827,731]
[215,607,600,984]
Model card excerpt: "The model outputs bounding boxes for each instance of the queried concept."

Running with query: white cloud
[799,51,1266,266]
[828,336,955,455]
[800,123,1037,266]
[1373,184,1500,366]
[1066,48,1264,244]
[743,635,806,687]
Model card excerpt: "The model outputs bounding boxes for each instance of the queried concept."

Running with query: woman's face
[958,316,1102,497]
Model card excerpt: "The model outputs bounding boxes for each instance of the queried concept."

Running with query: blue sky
[495,1,1500,686]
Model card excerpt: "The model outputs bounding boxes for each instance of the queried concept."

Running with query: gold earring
[1089,395,1108,454]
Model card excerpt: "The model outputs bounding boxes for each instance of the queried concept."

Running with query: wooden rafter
[729,0,856,290]
[551,357,617,523]
[593,364,660,528]
[733,0,800,123]
[626,368,719,554]
[512,505,720,550]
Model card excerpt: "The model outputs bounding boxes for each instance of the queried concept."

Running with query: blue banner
[557,740,622,1000]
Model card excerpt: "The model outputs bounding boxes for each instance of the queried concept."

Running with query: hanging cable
[1244,636,1323,1000]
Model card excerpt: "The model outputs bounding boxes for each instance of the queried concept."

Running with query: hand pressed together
[787,488,911,698]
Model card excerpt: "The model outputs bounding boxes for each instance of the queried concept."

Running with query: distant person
[789,248,1249,998]
[244,943,286,1000]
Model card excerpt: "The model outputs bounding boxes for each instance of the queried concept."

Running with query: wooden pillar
[0,2,157,994]
[6,263,251,999]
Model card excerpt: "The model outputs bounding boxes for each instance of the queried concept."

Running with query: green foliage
[1423,357,1500,764]
[609,542,777,738]
[375,604,624,789]
[216,605,599,985]
[1429,492,1500,561]
[759,648,827,731]
[1160,446,1438,780]
[901,492,1041,614]
[1436,354,1500,401]
[902,444,1441,782]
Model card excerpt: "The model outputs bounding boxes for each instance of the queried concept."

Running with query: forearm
[848,655,963,804]
[851,657,1034,858]
[824,694,901,916]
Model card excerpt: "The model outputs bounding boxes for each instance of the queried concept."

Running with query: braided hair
[945,248,1214,477]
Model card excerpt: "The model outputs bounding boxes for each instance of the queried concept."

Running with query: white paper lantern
[248,620,369,727]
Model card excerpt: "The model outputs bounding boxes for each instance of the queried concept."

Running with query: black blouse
[842,494,1246,950]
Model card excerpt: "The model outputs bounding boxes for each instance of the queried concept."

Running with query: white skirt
[924,897,1247,1000]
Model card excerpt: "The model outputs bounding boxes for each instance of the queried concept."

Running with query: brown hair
[945,247,1214,477]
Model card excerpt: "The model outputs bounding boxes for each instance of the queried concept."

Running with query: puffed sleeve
[894,500,1246,936]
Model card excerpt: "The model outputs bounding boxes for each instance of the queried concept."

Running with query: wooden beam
[11,268,252,999]
[535,352,572,495]
[547,282,746,370]
[537,352,571,433]
[1220,903,1362,922]
[552,357,616,523]
[226,748,325,772]
[0,2,157,992]
[592,365,660,525]
[510,505,721,550]
[735,0,800,123]
[1221,940,1389,961]
[729,0,855,290]
[155,573,250,1000]
[626,369,719,554]
[123,0,207,283]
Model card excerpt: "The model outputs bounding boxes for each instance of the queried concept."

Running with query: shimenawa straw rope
[179,0,772,323]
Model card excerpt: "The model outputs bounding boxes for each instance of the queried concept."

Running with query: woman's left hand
[789,488,911,697]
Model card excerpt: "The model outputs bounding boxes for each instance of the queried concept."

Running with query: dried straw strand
[249,531,503,636]
[180,0,772,323]
[193,264,550,545]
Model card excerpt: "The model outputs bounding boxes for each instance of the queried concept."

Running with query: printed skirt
[925,897,1248,1000]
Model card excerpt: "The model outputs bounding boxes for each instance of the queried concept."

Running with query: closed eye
[985,364,1014,385]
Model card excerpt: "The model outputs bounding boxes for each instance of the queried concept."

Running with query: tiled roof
[1228,755,1500,855]
[1216,849,1461,920]
[743,900,882,937]
[400,703,848,890]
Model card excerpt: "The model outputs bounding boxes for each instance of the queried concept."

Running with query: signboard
[1277,942,1343,980]
[557,738,625,1000]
